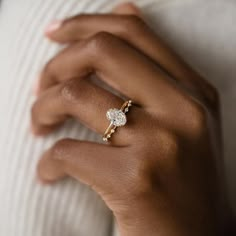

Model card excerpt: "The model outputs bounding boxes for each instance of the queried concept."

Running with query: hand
[31,3,230,236]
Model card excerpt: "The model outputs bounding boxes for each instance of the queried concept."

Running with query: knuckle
[125,155,153,195]
[86,32,115,55]
[120,15,146,36]
[60,80,79,104]
[188,100,208,135]
[121,130,179,196]
[51,138,73,160]
[123,149,153,193]
[142,129,178,160]
[60,79,91,105]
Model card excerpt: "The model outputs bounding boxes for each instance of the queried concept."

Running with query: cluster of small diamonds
[106,109,127,127]
[103,100,132,142]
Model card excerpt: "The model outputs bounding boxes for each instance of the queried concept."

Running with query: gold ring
[103,100,132,142]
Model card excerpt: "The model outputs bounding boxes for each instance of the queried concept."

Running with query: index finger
[45,14,218,106]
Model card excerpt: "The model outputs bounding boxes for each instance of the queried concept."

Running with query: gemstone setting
[103,100,132,142]
[106,108,127,127]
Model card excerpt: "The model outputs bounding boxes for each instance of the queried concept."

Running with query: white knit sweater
[0,0,235,235]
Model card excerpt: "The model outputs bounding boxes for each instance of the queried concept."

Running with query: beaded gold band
[103,100,132,142]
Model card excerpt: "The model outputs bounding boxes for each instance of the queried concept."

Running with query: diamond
[106,108,127,126]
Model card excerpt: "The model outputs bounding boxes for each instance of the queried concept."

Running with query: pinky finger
[37,139,127,192]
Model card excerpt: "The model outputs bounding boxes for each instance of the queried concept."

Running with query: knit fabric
[0,0,235,235]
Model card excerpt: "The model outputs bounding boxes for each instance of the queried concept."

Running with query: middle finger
[38,32,180,107]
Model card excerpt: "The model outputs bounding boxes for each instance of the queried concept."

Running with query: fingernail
[45,20,62,34]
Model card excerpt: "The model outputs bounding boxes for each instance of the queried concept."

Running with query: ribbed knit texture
[0,0,235,236]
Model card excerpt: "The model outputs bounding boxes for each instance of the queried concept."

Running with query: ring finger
[31,78,139,145]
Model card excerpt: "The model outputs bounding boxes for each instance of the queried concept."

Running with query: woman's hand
[31,3,229,236]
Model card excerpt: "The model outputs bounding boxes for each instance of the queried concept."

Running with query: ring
[103,100,133,142]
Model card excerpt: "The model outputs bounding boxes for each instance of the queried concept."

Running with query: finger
[112,2,142,17]
[31,78,136,145]
[37,139,126,195]
[39,32,181,107]
[45,14,217,105]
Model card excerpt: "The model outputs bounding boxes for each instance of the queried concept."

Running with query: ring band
[103,100,132,142]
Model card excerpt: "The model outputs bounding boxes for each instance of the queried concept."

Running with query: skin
[31,3,235,236]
